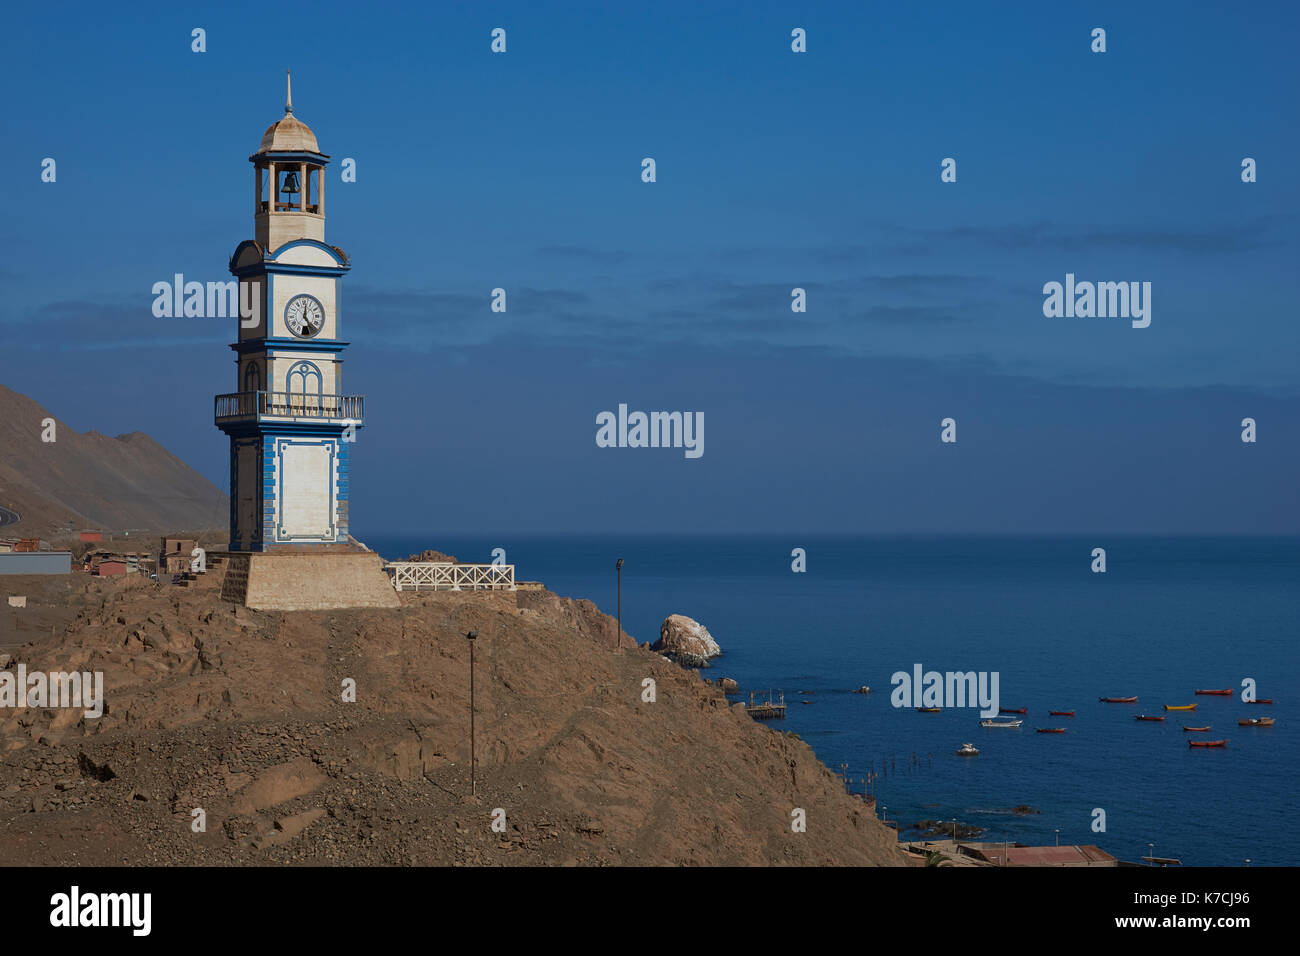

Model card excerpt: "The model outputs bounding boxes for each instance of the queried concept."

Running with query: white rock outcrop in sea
[653,614,722,663]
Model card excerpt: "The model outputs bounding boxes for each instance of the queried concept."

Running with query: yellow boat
[1164,704,1197,711]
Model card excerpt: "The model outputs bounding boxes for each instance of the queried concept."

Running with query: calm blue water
[368,534,1299,866]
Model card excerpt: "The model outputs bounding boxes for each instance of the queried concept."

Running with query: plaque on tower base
[217,551,400,611]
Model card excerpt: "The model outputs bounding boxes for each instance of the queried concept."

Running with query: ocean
[367,534,1299,866]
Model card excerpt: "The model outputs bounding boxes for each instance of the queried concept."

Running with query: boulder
[653,614,721,661]
[405,549,457,563]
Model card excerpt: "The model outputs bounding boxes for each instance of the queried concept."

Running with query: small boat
[980,718,1022,728]
[1164,704,1196,711]
[1247,699,1274,705]
[1238,717,1275,727]
[1189,740,1228,748]
[1048,710,1075,717]
[1134,715,1166,722]
[999,707,1027,714]
[1195,689,1233,696]
[1183,726,1211,733]
[1036,728,1066,734]
[1100,696,1138,703]
[956,742,979,756]
[916,707,941,713]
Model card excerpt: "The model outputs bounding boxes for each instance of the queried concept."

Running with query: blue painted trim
[229,239,351,278]
[230,338,350,354]
[249,150,330,165]
[232,261,350,279]
[217,420,362,439]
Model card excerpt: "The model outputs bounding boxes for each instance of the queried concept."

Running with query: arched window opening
[287,360,323,413]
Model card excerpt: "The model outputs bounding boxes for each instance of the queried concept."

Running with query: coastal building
[95,559,128,577]
[214,72,362,554]
[160,537,198,574]
[0,552,72,575]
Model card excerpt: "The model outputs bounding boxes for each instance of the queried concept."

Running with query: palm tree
[924,851,953,867]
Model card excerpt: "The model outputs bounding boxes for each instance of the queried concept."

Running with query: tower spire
[286,69,293,114]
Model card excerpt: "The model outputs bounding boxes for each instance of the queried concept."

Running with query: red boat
[1189,740,1228,748]
[1195,689,1233,696]
[1183,726,1211,732]
[1036,728,1066,734]
[1134,715,1165,722]
[1100,696,1138,703]
[1247,699,1274,705]
[1048,710,1075,717]
[999,707,1027,714]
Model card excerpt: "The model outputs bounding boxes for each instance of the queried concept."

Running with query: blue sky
[1,1,1297,533]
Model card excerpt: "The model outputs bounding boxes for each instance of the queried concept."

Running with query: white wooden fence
[386,562,516,592]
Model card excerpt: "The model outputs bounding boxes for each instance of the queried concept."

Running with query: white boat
[956,742,979,756]
[980,718,1022,728]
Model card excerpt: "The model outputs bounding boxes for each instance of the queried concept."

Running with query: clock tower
[215,74,362,553]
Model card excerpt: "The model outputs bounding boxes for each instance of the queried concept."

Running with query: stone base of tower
[216,551,400,611]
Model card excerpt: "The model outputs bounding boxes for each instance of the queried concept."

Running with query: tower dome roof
[257,112,319,153]
[254,71,322,155]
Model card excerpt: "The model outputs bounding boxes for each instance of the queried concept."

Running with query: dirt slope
[0,575,901,866]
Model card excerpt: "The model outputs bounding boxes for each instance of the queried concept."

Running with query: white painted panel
[275,244,339,267]
[279,441,334,538]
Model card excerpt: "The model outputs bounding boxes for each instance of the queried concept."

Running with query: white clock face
[285,295,325,338]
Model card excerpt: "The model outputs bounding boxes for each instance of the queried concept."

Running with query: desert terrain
[0,570,902,866]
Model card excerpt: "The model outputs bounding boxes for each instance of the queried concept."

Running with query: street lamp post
[615,558,624,648]
[466,630,478,796]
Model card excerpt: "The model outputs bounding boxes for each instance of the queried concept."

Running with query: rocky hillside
[0,574,901,866]
[0,384,226,535]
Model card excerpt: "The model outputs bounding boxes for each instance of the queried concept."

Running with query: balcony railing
[214,390,363,423]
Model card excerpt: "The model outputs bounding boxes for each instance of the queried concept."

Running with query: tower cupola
[251,71,329,249]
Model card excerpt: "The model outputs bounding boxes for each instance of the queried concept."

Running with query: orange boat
[1189,740,1228,748]
[1164,704,1196,711]
[1183,726,1211,732]
[1247,699,1274,705]
[1238,717,1275,727]
[1036,728,1066,734]
[1048,710,1075,717]
[1195,689,1233,696]
[1135,715,1165,722]
[916,707,941,713]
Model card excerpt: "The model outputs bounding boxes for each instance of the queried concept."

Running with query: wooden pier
[747,690,786,720]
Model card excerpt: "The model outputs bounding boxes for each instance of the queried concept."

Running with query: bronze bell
[280,169,301,196]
